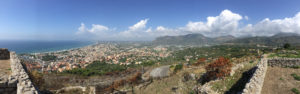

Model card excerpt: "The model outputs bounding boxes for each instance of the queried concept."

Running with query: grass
[268,52,300,58]
[174,64,183,73]
[279,77,284,81]
[290,66,300,69]
[291,73,300,81]
[291,88,300,94]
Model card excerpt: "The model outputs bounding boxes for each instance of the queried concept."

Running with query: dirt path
[261,67,300,94]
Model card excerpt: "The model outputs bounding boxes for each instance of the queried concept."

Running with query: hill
[226,33,300,46]
[153,33,300,46]
[152,34,235,46]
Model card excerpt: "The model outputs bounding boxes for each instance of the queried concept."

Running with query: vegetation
[291,66,300,69]
[279,77,284,81]
[203,57,232,83]
[172,45,268,62]
[291,88,300,94]
[140,60,156,66]
[291,73,300,81]
[284,43,291,49]
[268,49,300,58]
[192,58,206,66]
[105,72,142,93]
[28,70,46,91]
[174,64,183,73]
[211,59,258,93]
[63,61,127,76]
[42,54,57,61]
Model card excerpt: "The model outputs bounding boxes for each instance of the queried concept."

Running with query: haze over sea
[0,40,94,54]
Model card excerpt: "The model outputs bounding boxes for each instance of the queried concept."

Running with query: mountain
[226,33,300,46]
[152,34,213,45]
[152,34,235,45]
[271,32,300,38]
[152,32,300,46]
[215,35,235,43]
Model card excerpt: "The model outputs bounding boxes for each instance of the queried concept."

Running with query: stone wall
[10,52,39,94]
[0,48,10,60]
[242,58,268,94]
[268,58,300,67]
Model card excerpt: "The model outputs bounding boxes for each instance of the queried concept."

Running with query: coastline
[0,40,97,54]
[28,41,98,55]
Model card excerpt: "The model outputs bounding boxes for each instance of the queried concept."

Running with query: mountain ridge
[152,33,300,46]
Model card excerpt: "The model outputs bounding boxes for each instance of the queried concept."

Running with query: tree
[204,57,232,81]
[193,58,206,66]
[283,43,291,49]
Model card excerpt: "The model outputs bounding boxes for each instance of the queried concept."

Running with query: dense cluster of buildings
[20,43,171,73]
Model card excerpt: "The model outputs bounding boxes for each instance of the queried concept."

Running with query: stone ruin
[0,49,39,94]
[0,48,10,60]
[242,57,300,94]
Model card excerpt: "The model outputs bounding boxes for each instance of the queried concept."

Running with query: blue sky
[1,0,300,40]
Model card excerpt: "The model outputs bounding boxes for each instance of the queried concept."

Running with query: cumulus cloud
[243,13,300,36]
[118,19,151,39]
[129,19,149,31]
[181,9,243,37]
[76,9,300,40]
[75,23,113,40]
[76,23,109,34]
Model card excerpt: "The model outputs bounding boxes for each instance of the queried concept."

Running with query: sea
[0,40,94,54]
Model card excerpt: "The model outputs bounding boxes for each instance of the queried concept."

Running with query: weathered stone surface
[10,52,39,94]
[268,58,300,67]
[242,56,268,94]
[0,48,10,60]
[150,65,170,78]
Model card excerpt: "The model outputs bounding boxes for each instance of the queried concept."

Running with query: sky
[1,0,300,41]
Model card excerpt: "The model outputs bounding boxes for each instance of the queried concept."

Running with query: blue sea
[0,40,94,54]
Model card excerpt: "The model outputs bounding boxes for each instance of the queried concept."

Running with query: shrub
[283,43,291,49]
[141,61,155,66]
[127,72,142,85]
[174,64,183,72]
[205,57,232,81]
[291,73,300,81]
[63,61,127,76]
[192,58,206,66]
[104,72,142,93]
[291,88,300,94]
[290,66,300,69]
[28,70,45,90]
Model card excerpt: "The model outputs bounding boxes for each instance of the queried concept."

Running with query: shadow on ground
[225,66,257,94]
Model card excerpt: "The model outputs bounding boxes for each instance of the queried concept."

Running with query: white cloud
[181,9,243,37]
[76,23,87,34]
[129,19,149,31]
[76,10,300,40]
[89,24,109,33]
[76,23,109,34]
[240,12,300,36]
[118,19,151,40]
[75,23,112,40]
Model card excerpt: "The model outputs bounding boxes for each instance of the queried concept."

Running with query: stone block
[0,48,10,60]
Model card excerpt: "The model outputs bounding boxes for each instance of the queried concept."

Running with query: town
[19,42,172,73]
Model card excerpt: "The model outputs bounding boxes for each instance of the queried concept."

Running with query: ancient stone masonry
[10,52,39,94]
[268,58,300,67]
[0,48,10,60]
[242,58,268,94]
[0,51,39,94]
